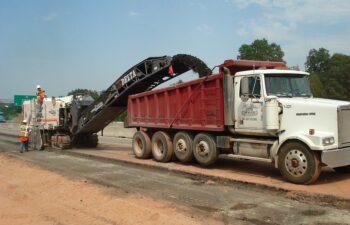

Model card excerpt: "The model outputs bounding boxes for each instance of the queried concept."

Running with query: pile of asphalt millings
[172,54,212,77]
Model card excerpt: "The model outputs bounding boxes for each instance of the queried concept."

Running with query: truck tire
[193,133,218,166]
[151,131,174,162]
[173,132,194,163]
[334,166,350,173]
[132,131,152,159]
[278,142,321,184]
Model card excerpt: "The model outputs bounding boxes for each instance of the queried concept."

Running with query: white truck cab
[225,68,350,184]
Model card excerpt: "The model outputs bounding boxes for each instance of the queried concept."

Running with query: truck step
[225,154,273,163]
[230,138,276,145]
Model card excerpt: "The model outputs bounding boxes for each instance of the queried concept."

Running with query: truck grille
[338,105,350,148]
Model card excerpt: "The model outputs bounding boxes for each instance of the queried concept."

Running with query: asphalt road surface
[0,135,349,225]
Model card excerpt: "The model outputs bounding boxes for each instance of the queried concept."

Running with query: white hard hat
[37,85,41,89]
[22,120,27,123]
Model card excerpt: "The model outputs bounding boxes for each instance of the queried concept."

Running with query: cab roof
[217,59,308,76]
[235,69,309,76]
[219,59,287,74]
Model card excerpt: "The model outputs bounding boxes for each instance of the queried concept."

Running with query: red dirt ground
[0,154,224,225]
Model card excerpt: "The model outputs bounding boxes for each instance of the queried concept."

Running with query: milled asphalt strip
[62,148,350,210]
[1,132,349,210]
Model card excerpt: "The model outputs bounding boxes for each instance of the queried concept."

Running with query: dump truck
[127,59,350,184]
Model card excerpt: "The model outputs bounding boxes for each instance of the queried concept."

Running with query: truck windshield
[264,74,311,97]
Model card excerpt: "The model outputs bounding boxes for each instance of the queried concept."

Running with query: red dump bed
[127,73,225,132]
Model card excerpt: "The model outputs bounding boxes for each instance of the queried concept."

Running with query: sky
[0,0,349,99]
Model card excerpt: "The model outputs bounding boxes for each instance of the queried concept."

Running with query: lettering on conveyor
[121,70,137,86]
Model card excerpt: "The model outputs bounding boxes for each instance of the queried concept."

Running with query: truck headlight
[322,137,335,146]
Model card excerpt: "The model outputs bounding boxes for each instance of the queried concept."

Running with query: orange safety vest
[20,136,29,142]
[19,124,29,142]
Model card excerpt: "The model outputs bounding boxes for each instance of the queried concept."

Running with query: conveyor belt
[72,54,211,135]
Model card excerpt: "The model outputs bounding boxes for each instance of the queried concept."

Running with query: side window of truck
[240,76,261,98]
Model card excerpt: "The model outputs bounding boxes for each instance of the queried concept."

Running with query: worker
[36,85,46,118]
[19,120,30,153]
[36,85,46,105]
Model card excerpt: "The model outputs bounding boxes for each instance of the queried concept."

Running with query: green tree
[115,110,127,122]
[321,53,350,100]
[67,89,100,100]
[309,74,325,98]
[237,38,285,62]
[0,103,20,120]
[305,48,330,73]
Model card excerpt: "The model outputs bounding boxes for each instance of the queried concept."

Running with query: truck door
[235,75,265,132]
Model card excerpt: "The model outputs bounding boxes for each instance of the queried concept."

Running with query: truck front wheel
[278,142,321,184]
[151,131,174,162]
[132,131,152,159]
[193,133,218,166]
[173,132,194,163]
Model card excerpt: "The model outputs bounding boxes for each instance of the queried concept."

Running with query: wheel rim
[196,140,209,157]
[134,137,143,155]
[285,149,308,177]
[176,139,187,153]
[153,139,165,158]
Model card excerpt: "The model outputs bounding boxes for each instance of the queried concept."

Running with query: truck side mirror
[240,77,249,102]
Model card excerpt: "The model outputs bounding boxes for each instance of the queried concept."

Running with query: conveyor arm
[71,54,211,135]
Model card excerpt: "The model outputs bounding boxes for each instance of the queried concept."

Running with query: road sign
[14,95,36,106]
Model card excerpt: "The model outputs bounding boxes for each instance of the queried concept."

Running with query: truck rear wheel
[132,131,152,159]
[173,132,194,163]
[278,142,321,184]
[193,133,218,166]
[152,131,174,162]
